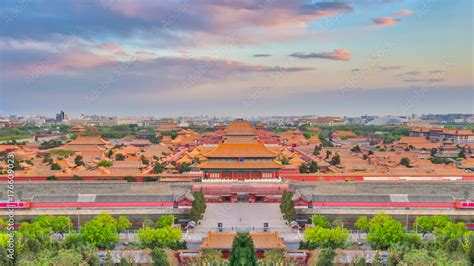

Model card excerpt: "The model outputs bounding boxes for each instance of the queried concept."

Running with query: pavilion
[200,120,282,180]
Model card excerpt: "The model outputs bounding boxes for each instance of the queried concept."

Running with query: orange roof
[460,158,474,168]
[225,120,255,136]
[199,160,282,169]
[442,129,473,136]
[70,125,86,133]
[66,135,109,145]
[201,231,286,250]
[223,136,257,144]
[397,136,429,144]
[204,143,277,158]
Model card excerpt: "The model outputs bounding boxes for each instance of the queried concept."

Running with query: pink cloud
[17,50,118,78]
[394,10,415,16]
[99,43,125,55]
[99,1,353,46]
[372,17,400,26]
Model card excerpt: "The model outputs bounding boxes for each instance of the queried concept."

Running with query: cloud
[372,17,400,25]
[403,78,446,83]
[396,71,422,77]
[430,70,447,74]
[253,54,272,57]
[298,2,353,15]
[289,49,351,61]
[376,65,402,71]
[403,79,425,82]
[394,10,415,16]
[98,43,126,55]
[1,39,122,78]
[0,0,355,48]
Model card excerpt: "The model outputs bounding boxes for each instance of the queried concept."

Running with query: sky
[0,0,473,117]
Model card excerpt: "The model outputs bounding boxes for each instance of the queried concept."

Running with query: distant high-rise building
[56,111,65,122]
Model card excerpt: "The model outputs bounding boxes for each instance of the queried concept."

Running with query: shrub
[124,176,136,182]
[143,176,158,182]
[46,175,57,180]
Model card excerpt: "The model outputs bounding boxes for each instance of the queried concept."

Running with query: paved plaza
[185,203,303,245]
[199,203,288,230]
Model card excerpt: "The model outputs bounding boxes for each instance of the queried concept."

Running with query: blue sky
[0,0,472,117]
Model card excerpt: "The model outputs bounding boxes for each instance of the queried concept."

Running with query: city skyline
[1,0,473,116]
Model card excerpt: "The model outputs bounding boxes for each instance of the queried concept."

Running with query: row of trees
[137,215,183,250]
[0,213,188,265]
[0,213,131,265]
[354,213,474,264]
[304,215,349,249]
[300,213,474,265]
[190,188,206,222]
[280,191,296,222]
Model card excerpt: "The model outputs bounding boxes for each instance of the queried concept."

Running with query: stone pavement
[185,203,303,243]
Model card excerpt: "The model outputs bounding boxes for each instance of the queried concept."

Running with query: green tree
[311,215,330,228]
[434,222,467,243]
[150,248,170,266]
[63,232,84,249]
[124,176,136,182]
[0,217,6,230]
[34,215,72,234]
[137,226,181,249]
[80,212,120,249]
[400,157,411,167]
[229,232,257,266]
[351,145,361,153]
[313,144,322,156]
[117,216,132,231]
[402,249,435,265]
[74,155,84,166]
[50,163,61,170]
[115,153,125,161]
[330,154,340,166]
[366,212,406,249]
[467,234,474,265]
[308,160,318,173]
[280,156,290,165]
[305,226,348,248]
[199,249,225,265]
[140,155,149,166]
[413,215,451,235]
[18,221,52,245]
[153,162,165,174]
[190,188,206,222]
[97,160,113,167]
[280,191,296,222]
[156,215,174,228]
[299,163,309,173]
[261,249,286,264]
[355,216,369,231]
[317,248,335,266]
[53,249,84,265]
[178,162,191,173]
